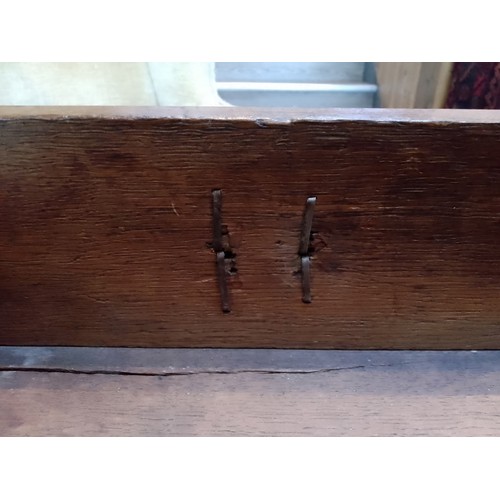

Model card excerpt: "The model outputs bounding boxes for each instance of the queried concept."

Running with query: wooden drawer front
[1,108,500,348]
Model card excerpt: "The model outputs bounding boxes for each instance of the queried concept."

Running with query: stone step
[217,82,377,108]
[215,62,366,83]
[216,62,377,107]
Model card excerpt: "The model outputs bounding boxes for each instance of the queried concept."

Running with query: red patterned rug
[446,62,500,109]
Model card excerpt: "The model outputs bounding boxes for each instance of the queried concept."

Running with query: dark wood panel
[1,108,500,348]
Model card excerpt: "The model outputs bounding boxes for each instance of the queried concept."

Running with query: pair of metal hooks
[212,189,316,313]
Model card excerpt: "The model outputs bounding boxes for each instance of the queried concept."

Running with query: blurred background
[0,62,497,109]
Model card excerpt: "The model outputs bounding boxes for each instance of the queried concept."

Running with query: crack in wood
[0,361,424,378]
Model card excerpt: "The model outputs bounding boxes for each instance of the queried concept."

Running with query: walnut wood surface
[1,107,500,348]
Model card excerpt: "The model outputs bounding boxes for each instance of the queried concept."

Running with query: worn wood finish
[2,348,500,436]
[0,346,471,374]
[1,107,500,348]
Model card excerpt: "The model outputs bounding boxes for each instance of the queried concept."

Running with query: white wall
[0,63,226,106]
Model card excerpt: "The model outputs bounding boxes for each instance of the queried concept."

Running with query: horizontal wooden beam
[1,107,500,348]
[2,348,500,436]
[0,106,499,121]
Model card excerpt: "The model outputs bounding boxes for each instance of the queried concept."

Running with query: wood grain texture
[1,107,500,348]
[376,63,453,108]
[1,348,500,436]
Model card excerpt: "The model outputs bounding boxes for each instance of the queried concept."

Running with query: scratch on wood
[0,360,426,377]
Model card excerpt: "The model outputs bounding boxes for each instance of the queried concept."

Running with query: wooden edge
[0,347,494,375]
[3,353,500,436]
[0,106,499,123]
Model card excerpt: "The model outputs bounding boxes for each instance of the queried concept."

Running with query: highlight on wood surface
[1,107,500,349]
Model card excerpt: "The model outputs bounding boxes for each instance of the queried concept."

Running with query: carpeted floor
[446,62,500,109]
